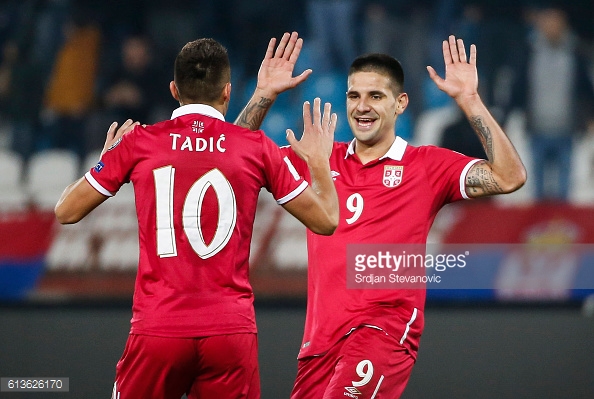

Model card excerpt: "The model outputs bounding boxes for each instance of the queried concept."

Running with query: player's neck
[182,101,227,117]
[354,136,396,165]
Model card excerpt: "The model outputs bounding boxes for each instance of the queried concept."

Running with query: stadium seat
[0,149,30,211]
[249,190,282,263]
[269,212,308,270]
[571,132,594,204]
[411,105,459,146]
[98,233,139,271]
[46,226,92,271]
[26,149,80,211]
[493,109,533,205]
[81,150,102,175]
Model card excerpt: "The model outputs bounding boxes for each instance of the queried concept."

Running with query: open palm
[427,35,478,102]
[256,32,312,95]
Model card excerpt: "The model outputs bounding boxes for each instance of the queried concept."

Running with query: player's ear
[395,92,408,115]
[170,81,181,102]
[222,82,231,103]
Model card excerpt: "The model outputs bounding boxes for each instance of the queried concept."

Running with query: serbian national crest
[383,165,403,187]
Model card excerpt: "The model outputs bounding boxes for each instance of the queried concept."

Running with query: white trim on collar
[171,104,225,121]
[344,136,408,161]
[344,138,357,159]
[380,136,408,161]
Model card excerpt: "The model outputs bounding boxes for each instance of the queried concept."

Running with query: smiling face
[346,71,408,148]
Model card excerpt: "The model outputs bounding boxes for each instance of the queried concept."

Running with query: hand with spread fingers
[426,35,479,103]
[287,98,337,164]
[256,31,312,98]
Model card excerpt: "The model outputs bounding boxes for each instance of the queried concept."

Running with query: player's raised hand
[426,35,479,103]
[287,98,337,163]
[256,31,312,98]
[101,119,139,156]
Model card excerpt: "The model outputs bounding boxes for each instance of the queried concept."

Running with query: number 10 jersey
[86,104,308,337]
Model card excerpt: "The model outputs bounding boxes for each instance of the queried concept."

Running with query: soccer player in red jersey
[54,36,339,399]
[238,34,527,398]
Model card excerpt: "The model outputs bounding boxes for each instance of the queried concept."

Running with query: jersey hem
[459,158,483,199]
[85,171,113,197]
[276,180,308,205]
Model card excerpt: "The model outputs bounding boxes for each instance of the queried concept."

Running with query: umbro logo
[344,386,361,397]
[331,171,340,181]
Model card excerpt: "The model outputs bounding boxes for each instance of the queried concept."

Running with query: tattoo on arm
[234,97,273,130]
[469,116,493,162]
[465,161,504,196]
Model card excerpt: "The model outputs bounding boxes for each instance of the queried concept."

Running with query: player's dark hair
[349,54,404,95]
[174,38,230,104]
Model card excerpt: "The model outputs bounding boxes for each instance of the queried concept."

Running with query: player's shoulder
[413,144,479,170]
[329,140,351,160]
[414,143,460,157]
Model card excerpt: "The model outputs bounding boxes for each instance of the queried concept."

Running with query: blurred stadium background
[1,0,594,398]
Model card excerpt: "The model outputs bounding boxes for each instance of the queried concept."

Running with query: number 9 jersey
[85,104,308,337]
[282,137,481,360]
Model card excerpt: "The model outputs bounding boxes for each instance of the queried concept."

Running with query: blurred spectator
[100,34,166,124]
[0,40,44,160]
[363,1,430,118]
[82,34,169,154]
[509,5,594,202]
[228,0,304,78]
[38,6,101,158]
[28,0,72,81]
[439,108,487,160]
[305,0,359,73]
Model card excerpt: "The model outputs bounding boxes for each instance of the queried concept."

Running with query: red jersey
[282,137,480,359]
[86,104,307,337]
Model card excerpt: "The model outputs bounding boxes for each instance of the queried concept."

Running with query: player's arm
[234,31,311,130]
[55,120,138,224]
[427,35,527,198]
[282,98,339,235]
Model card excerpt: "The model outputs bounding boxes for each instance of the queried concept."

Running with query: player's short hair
[349,54,404,96]
[174,38,231,103]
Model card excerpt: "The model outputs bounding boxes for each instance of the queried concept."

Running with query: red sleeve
[85,129,137,196]
[279,145,309,177]
[261,134,308,204]
[422,145,482,204]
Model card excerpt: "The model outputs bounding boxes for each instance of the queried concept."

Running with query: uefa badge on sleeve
[94,160,105,173]
[383,165,403,187]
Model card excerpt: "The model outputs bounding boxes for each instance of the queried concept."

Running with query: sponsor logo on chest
[383,165,403,187]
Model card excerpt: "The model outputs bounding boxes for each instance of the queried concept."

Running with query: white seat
[90,199,138,233]
[570,132,594,204]
[109,181,136,206]
[411,105,459,146]
[269,212,308,270]
[0,149,29,211]
[493,110,534,205]
[81,149,102,175]
[46,225,92,271]
[98,233,139,271]
[250,189,283,266]
[26,149,80,211]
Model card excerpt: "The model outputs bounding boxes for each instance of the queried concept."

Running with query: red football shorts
[290,327,415,399]
[111,333,259,399]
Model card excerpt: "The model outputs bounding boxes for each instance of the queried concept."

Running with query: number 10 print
[153,167,237,259]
